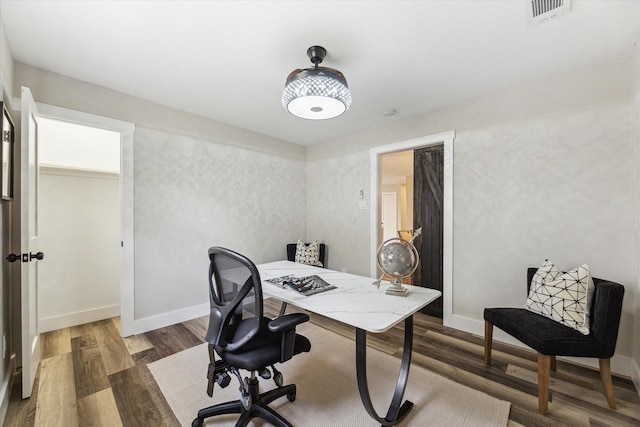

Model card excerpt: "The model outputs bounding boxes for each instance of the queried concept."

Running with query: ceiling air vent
[528,0,570,26]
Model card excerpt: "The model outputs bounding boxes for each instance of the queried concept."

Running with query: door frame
[34,103,135,336]
[369,130,454,323]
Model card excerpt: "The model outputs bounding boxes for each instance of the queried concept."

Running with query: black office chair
[192,247,312,427]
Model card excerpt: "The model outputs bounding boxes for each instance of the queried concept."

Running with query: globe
[376,237,419,296]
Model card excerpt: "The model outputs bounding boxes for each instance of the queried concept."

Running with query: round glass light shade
[282,68,352,120]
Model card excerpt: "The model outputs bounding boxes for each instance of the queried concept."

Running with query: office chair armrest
[268,313,310,333]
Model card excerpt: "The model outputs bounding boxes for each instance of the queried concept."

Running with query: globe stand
[385,278,408,296]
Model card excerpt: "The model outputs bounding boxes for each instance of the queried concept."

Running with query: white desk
[258,261,441,426]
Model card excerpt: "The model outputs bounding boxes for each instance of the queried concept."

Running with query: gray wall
[38,168,121,331]
[0,10,15,423]
[632,42,640,391]
[307,57,636,364]
[12,63,307,330]
[6,53,640,381]
[133,126,306,319]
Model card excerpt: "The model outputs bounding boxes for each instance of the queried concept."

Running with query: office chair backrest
[206,247,264,352]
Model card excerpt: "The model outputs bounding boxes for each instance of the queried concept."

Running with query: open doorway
[378,147,444,312]
[370,131,454,322]
[378,150,414,280]
[38,117,121,332]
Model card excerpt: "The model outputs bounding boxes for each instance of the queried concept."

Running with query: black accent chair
[483,268,624,414]
[192,247,312,427]
[286,243,326,267]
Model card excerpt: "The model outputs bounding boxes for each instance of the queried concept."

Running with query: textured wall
[632,42,640,386]
[134,127,306,319]
[10,52,638,368]
[13,63,307,326]
[309,58,635,358]
[306,151,370,276]
[0,13,15,395]
[38,169,121,322]
[1,17,14,101]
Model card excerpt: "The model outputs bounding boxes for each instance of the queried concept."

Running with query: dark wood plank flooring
[4,299,639,426]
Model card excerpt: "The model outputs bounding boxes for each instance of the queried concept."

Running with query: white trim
[39,304,121,333]
[33,103,136,337]
[0,355,15,426]
[631,358,640,397]
[370,130,455,321]
[39,164,119,180]
[131,303,210,335]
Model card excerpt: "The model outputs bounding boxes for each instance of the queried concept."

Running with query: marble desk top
[257,261,441,333]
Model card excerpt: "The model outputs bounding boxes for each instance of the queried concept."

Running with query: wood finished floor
[4,299,640,427]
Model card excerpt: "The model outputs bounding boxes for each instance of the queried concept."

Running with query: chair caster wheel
[287,393,296,402]
[192,418,203,427]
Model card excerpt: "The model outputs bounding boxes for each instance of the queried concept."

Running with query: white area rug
[149,322,510,426]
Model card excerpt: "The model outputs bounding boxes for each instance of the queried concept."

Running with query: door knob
[6,253,20,263]
[29,252,44,261]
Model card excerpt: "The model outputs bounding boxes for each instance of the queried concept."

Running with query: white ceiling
[381,150,413,186]
[1,1,638,146]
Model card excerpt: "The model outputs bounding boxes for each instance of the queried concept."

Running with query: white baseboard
[631,358,640,397]
[0,355,16,426]
[130,303,209,336]
[40,304,121,333]
[444,313,632,377]
[124,304,639,386]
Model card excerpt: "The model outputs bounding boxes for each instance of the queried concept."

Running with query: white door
[381,192,398,242]
[20,87,42,398]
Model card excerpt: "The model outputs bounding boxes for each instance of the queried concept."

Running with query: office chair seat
[218,317,311,370]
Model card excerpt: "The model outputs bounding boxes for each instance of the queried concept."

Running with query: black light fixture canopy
[282,46,352,120]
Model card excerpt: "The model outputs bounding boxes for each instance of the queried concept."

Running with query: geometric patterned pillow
[294,240,323,267]
[525,262,594,335]
[526,259,562,300]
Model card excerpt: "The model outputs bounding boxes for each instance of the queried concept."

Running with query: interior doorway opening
[377,146,444,314]
[378,150,414,280]
[370,131,454,323]
[38,117,121,332]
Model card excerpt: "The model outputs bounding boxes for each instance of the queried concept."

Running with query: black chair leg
[192,399,242,426]
[260,383,296,405]
[252,405,294,427]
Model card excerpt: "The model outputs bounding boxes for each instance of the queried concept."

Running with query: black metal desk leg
[356,316,414,427]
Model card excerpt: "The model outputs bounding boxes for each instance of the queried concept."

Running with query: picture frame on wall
[1,101,15,201]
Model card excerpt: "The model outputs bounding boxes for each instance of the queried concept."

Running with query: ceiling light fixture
[282,46,352,120]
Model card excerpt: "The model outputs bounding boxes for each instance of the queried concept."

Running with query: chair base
[192,377,296,427]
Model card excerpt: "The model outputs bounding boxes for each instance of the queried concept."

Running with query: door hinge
[2,130,9,143]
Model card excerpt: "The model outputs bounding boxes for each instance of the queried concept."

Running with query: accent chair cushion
[294,240,323,267]
[483,307,603,356]
[525,260,594,335]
